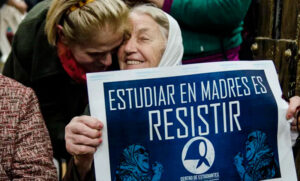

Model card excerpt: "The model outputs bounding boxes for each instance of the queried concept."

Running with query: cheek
[117,46,126,62]
[117,48,126,70]
[140,45,157,62]
[73,53,93,65]
[150,45,164,66]
[150,38,166,65]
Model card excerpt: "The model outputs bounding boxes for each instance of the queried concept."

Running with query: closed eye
[139,36,150,41]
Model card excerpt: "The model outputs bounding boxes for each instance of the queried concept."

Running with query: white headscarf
[158,13,183,67]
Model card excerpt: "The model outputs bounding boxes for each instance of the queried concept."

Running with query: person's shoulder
[0,74,33,96]
[19,0,51,25]
[13,0,50,48]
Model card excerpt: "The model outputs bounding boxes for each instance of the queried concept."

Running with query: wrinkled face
[69,26,123,72]
[134,145,149,172]
[118,12,167,70]
[245,132,258,161]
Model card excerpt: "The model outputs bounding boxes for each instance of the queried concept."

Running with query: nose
[99,52,112,67]
[124,37,137,54]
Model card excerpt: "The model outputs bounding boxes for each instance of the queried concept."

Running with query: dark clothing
[3,0,88,160]
[0,0,7,8]
[63,158,95,181]
[162,0,252,61]
[63,107,95,181]
[25,0,43,11]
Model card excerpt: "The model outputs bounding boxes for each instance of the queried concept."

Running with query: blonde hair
[130,4,169,40]
[45,0,129,46]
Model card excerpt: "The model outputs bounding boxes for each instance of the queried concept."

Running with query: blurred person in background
[0,0,27,63]
[0,0,27,13]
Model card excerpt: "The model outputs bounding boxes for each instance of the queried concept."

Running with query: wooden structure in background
[251,0,300,98]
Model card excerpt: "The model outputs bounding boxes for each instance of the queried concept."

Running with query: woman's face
[118,12,167,70]
[69,26,123,72]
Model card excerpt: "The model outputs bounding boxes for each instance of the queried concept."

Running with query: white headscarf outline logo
[182,137,215,174]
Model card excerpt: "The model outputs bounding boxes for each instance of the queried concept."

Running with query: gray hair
[130,4,169,40]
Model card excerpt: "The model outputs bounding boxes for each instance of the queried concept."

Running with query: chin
[123,64,147,70]
[85,66,107,73]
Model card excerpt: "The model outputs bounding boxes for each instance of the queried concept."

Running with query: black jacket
[3,0,88,160]
[0,0,7,8]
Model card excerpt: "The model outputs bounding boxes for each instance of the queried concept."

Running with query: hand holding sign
[65,115,103,179]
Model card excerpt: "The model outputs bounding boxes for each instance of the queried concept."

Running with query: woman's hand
[65,116,103,179]
[286,96,300,132]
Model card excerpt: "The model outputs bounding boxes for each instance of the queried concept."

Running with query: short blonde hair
[45,0,129,46]
[130,4,169,40]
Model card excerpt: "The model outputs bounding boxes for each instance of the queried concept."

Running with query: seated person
[64,4,183,180]
[0,74,57,179]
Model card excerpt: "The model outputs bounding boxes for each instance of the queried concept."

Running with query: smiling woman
[118,4,183,70]
[64,4,183,181]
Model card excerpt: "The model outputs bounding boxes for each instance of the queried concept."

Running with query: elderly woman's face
[118,12,167,70]
[69,25,123,72]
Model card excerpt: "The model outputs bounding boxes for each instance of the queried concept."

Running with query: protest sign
[87,61,296,181]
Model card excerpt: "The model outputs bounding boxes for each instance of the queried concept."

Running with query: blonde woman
[2,0,129,176]
[65,4,183,180]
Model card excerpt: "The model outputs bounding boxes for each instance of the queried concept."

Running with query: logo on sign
[181,137,215,174]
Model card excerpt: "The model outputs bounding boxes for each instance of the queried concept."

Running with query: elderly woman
[117,4,182,69]
[64,4,183,180]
